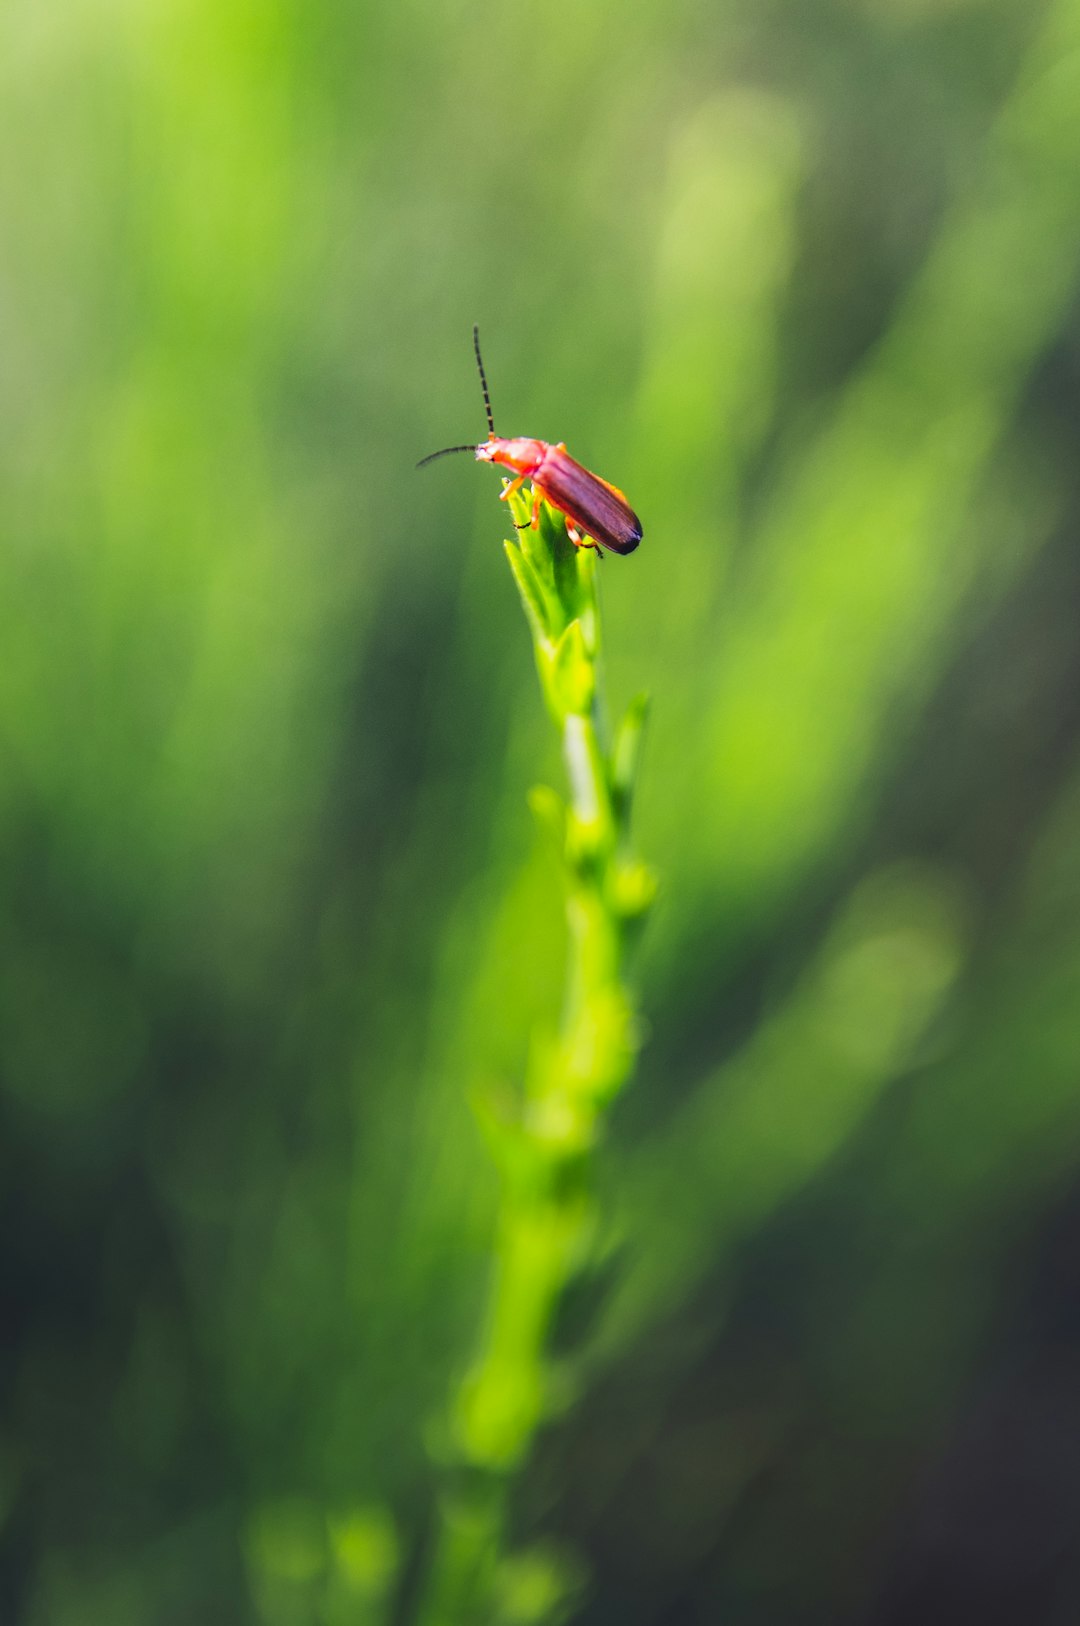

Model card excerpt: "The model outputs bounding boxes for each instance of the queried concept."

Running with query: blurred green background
[5,0,1080,1620]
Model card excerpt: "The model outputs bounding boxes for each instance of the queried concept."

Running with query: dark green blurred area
[4,0,1080,1620]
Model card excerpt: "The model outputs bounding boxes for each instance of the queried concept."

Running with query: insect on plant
[418,327,643,556]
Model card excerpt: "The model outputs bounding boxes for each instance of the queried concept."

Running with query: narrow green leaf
[503,541,552,647]
[551,618,594,715]
[527,784,568,858]
[612,692,651,822]
[547,504,581,615]
[609,858,659,924]
[509,486,557,604]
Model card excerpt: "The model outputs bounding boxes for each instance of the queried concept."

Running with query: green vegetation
[421,493,653,1625]
[4,0,1080,1621]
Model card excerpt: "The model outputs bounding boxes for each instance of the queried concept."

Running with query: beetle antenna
[416,327,495,468]
[416,443,478,469]
[473,324,496,437]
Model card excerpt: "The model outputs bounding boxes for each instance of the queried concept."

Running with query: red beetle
[418,327,642,556]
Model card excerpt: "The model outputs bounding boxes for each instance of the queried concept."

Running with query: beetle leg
[499,474,528,502]
[566,522,602,556]
[510,485,541,528]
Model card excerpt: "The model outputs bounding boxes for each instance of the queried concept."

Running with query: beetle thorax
[476,436,547,476]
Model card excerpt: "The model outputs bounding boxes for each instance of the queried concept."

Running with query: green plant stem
[416,491,653,1626]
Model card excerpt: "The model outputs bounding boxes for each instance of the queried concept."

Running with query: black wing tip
[609,513,643,555]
